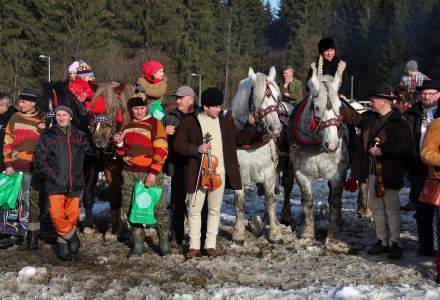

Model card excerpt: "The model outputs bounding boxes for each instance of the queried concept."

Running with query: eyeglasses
[420,92,439,96]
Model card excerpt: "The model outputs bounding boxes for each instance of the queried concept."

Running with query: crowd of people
[0,37,439,281]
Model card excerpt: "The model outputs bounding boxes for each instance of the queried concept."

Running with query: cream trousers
[186,174,225,249]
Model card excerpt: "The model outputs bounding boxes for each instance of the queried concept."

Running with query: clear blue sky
[268,0,280,9]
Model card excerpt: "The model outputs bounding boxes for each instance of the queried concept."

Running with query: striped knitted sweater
[116,116,168,174]
[3,111,43,171]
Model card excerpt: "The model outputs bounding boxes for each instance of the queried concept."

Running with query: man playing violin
[174,87,256,258]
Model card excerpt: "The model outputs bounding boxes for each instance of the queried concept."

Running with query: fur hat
[405,60,418,72]
[76,60,94,78]
[55,105,73,117]
[318,38,336,54]
[18,88,38,102]
[416,80,440,92]
[127,96,147,111]
[201,87,223,107]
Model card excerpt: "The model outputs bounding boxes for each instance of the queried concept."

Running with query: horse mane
[231,72,269,129]
[91,81,134,128]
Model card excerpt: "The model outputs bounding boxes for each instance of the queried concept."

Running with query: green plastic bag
[129,182,162,225]
[0,172,24,209]
[148,100,165,120]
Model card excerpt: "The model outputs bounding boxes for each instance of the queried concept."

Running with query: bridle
[248,81,283,121]
[310,82,344,132]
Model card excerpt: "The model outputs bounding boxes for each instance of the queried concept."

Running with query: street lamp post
[191,73,202,106]
[39,54,51,82]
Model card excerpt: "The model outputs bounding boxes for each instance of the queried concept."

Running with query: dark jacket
[34,125,93,196]
[174,112,257,193]
[0,106,17,171]
[342,107,416,189]
[163,105,201,176]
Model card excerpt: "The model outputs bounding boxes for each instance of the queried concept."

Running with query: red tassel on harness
[344,178,358,192]
[310,119,318,130]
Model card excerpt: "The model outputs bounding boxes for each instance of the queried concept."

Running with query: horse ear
[248,68,256,81]
[113,81,128,96]
[268,66,276,82]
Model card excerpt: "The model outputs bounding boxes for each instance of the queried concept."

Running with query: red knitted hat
[140,61,164,84]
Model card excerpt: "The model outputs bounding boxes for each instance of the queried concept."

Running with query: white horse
[230,67,284,243]
[288,63,350,251]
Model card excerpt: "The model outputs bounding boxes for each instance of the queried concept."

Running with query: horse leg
[325,179,351,253]
[232,189,246,242]
[103,156,123,236]
[82,158,99,231]
[357,182,372,219]
[280,166,295,226]
[295,171,314,239]
[264,177,282,243]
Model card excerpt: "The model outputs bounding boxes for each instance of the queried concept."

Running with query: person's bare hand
[198,143,211,154]
[112,132,123,144]
[248,113,256,125]
[166,125,175,135]
[5,167,14,176]
[369,146,382,156]
[145,173,157,187]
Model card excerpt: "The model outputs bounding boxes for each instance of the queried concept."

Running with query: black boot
[0,236,19,249]
[67,231,81,259]
[436,273,440,284]
[367,240,389,255]
[387,242,402,259]
[56,241,71,261]
[27,231,39,251]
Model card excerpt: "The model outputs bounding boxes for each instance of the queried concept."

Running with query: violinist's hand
[369,146,382,156]
[198,143,211,154]
[145,173,157,187]
[248,113,256,125]
[166,125,175,135]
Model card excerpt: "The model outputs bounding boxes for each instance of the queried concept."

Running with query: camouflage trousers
[121,170,169,236]
[20,173,41,231]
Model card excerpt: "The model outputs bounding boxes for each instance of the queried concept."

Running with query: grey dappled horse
[288,65,350,251]
[230,67,284,243]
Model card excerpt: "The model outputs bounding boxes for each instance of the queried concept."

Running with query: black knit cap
[201,87,223,107]
[318,38,336,54]
[127,96,147,110]
[18,88,38,102]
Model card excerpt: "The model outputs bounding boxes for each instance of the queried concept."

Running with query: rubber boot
[67,231,81,259]
[128,228,145,257]
[158,231,171,256]
[56,237,71,261]
[27,230,39,251]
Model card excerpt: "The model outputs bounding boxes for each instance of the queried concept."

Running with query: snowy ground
[0,178,439,299]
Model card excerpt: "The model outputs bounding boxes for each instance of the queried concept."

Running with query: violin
[200,133,222,191]
[373,137,385,198]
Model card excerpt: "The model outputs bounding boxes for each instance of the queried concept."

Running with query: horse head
[90,81,134,149]
[231,67,282,138]
[308,72,343,152]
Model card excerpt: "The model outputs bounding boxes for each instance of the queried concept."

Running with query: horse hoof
[104,231,118,242]
[232,224,246,242]
[325,237,350,254]
[83,227,96,235]
[247,217,263,237]
[268,233,283,244]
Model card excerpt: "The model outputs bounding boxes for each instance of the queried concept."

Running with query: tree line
[0,0,439,105]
